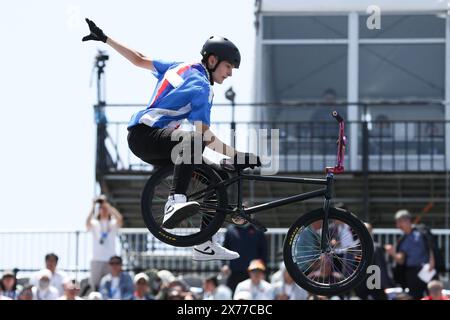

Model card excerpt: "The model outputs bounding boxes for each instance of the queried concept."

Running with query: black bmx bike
[140,112,374,296]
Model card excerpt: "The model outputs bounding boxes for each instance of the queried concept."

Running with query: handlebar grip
[332,111,344,123]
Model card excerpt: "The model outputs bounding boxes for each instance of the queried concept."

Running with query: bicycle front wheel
[141,165,228,247]
[283,207,374,296]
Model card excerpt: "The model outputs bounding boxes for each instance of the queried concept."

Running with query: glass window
[263,45,348,104]
[359,44,444,100]
[359,14,445,39]
[263,16,347,39]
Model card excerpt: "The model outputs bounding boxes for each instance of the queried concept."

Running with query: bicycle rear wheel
[141,165,227,247]
[283,207,374,296]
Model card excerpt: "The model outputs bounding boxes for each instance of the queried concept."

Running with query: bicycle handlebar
[332,111,344,123]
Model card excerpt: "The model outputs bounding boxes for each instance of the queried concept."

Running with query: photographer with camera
[86,195,123,291]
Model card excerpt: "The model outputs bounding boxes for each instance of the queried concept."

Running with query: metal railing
[94,102,447,173]
[1,228,449,280]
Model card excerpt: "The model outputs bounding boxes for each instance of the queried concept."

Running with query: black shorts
[127,124,178,166]
[127,124,206,166]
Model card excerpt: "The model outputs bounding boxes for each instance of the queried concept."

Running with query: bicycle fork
[320,173,334,252]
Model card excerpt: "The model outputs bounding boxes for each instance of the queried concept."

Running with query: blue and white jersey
[127,59,213,129]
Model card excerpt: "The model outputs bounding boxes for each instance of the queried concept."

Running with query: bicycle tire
[283,207,374,296]
[141,164,228,247]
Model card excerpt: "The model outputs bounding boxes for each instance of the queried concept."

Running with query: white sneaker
[192,240,240,261]
[162,194,200,229]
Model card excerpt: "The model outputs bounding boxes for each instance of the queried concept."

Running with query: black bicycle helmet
[201,36,241,69]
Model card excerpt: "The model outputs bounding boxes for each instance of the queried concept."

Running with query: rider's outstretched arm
[82,18,155,71]
[106,38,155,71]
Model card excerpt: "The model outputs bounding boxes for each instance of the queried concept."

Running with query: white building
[253,0,449,171]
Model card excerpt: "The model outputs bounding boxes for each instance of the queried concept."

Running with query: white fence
[1,228,449,281]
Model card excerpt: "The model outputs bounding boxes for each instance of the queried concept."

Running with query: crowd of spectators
[1,201,449,300]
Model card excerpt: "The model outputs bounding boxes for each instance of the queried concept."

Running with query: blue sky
[0,0,255,230]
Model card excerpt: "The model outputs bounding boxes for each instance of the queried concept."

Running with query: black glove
[233,152,262,169]
[82,18,108,43]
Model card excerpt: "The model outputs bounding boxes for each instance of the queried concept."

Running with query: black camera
[95,51,109,62]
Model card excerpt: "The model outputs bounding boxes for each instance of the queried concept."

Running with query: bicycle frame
[213,173,331,216]
[196,112,347,251]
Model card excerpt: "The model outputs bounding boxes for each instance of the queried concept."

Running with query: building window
[359,14,445,39]
[263,44,348,103]
[263,15,347,39]
[359,44,445,101]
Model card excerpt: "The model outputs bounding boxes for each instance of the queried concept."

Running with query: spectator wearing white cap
[30,253,69,296]
[86,195,124,291]
[233,259,274,300]
[31,269,59,300]
[131,273,154,300]
[1,270,21,300]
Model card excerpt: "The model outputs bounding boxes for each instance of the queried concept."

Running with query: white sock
[168,194,187,203]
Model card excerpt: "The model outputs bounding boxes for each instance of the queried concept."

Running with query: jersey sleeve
[152,59,181,80]
[187,83,212,126]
